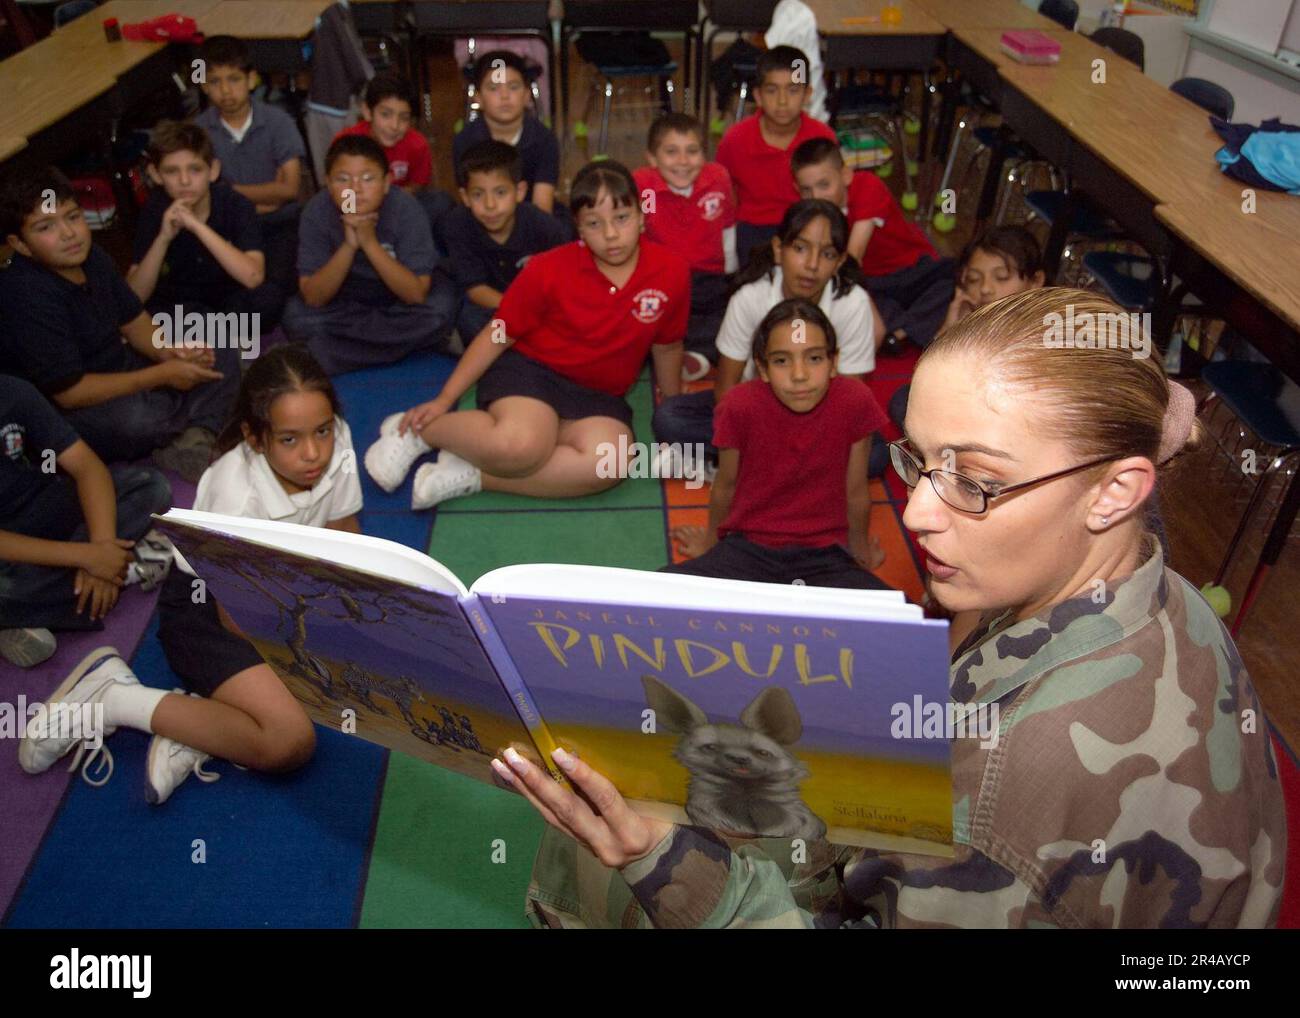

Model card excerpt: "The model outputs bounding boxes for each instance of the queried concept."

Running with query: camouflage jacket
[525,544,1288,928]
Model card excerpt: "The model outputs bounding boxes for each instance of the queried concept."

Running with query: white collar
[222,106,254,144]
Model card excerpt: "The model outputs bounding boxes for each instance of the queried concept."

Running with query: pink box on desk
[1000,30,1061,64]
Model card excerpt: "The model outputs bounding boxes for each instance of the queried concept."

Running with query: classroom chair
[697,0,780,120]
[573,32,678,154]
[52,0,95,28]
[1089,27,1145,72]
[1197,361,1300,637]
[1038,0,1079,31]
[830,78,921,212]
[1171,76,1235,121]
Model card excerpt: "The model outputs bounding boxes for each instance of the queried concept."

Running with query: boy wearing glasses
[664,298,890,588]
[283,136,455,374]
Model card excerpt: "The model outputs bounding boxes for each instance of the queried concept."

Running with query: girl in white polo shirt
[651,199,884,491]
[19,346,362,806]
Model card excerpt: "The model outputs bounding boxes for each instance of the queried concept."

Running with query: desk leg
[974,128,1009,226]
[1231,463,1300,638]
[560,26,571,136]
[1042,187,1075,283]
[682,30,693,115]
[918,71,932,168]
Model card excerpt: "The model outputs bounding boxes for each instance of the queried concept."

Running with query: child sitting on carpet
[887,225,1044,429]
[664,299,889,588]
[18,346,359,804]
[364,160,688,510]
[651,199,885,479]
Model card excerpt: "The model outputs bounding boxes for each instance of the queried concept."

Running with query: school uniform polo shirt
[334,123,433,188]
[496,239,690,396]
[296,187,436,306]
[715,376,886,548]
[442,202,573,294]
[0,374,82,536]
[714,267,877,380]
[196,99,307,187]
[132,182,263,309]
[715,112,837,226]
[452,116,560,203]
[193,416,363,526]
[846,171,937,277]
[634,163,736,275]
[0,246,143,398]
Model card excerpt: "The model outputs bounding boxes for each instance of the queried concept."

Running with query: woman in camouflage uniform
[493,288,1288,929]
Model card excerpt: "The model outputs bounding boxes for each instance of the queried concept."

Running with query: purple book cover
[156,521,539,787]
[478,594,954,852]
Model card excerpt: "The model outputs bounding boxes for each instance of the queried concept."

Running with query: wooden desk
[0,137,28,163]
[198,0,331,39]
[1157,197,1300,382]
[914,0,1058,30]
[807,0,946,162]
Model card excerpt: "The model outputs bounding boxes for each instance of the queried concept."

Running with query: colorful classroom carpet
[3,348,1297,927]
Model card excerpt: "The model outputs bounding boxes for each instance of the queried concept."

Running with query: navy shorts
[476,348,634,427]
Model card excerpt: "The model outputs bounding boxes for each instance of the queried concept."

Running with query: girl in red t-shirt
[364,160,689,508]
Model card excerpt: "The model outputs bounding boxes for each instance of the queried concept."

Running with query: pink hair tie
[1157,381,1196,463]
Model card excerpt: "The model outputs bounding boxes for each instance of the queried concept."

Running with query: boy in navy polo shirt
[0,375,173,667]
[634,113,736,379]
[129,121,280,328]
[792,138,954,352]
[665,299,889,588]
[716,45,837,268]
[283,135,455,375]
[195,35,306,308]
[0,168,239,483]
[452,50,560,215]
[443,140,572,343]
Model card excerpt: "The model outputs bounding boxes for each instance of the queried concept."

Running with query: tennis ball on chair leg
[876,161,893,179]
[932,211,957,233]
[901,191,918,211]
[1200,583,1232,618]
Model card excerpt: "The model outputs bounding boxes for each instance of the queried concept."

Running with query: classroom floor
[3,34,1297,928]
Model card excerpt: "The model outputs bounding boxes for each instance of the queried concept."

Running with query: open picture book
[155,509,955,854]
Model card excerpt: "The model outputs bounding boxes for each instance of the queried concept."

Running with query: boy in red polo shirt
[364,160,688,508]
[716,45,837,270]
[665,298,889,588]
[634,113,736,380]
[792,137,955,352]
[334,72,456,252]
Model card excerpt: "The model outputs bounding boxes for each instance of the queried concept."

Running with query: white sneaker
[364,412,432,492]
[681,351,711,382]
[18,646,134,786]
[145,702,220,805]
[411,452,482,510]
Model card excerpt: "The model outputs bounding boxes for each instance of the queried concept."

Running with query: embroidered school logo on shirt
[391,160,409,183]
[697,191,726,221]
[1,423,24,462]
[631,288,669,324]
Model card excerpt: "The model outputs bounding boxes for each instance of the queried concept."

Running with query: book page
[161,509,468,595]
[471,563,922,622]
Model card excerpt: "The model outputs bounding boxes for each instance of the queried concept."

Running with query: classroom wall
[1183,40,1300,119]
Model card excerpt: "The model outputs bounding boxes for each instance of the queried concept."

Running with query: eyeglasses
[330,173,381,187]
[887,441,1115,514]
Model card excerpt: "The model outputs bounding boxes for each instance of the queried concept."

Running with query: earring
[1100,516,1111,526]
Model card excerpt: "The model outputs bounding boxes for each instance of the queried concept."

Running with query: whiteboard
[1207,0,1294,54]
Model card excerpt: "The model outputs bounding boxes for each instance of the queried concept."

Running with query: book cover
[473,591,954,853]
[155,520,541,788]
